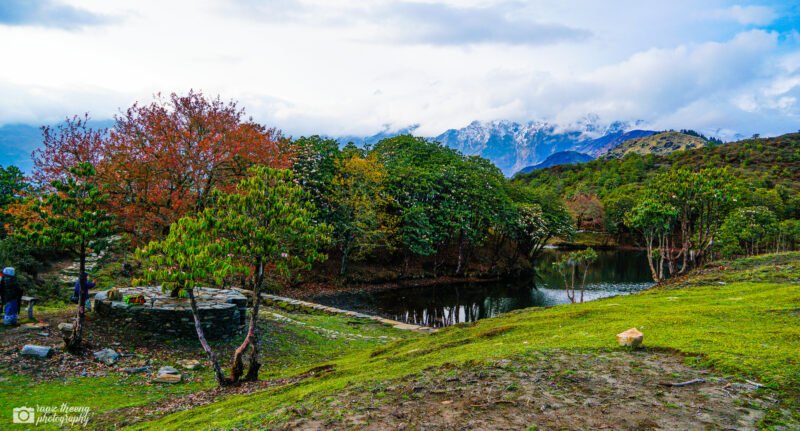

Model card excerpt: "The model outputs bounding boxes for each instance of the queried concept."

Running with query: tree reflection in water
[314,249,653,328]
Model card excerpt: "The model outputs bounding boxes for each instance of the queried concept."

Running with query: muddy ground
[280,349,780,431]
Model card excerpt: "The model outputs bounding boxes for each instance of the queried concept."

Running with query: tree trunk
[339,239,351,276]
[66,241,87,352]
[188,288,228,387]
[231,260,265,384]
[645,235,659,283]
[455,230,465,276]
[580,265,589,303]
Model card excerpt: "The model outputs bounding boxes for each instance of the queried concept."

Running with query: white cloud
[711,5,777,25]
[0,0,797,141]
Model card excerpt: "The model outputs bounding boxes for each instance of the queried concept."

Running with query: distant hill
[514,133,800,199]
[603,131,707,160]
[515,151,594,175]
[0,124,42,173]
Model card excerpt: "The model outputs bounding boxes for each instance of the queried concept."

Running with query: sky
[1,0,799,139]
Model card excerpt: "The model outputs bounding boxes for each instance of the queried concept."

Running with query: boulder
[57,322,74,337]
[93,348,121,365]
[616,328,644,348]
[20,345,53,358]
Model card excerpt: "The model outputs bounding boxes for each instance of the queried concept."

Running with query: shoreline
[283,274,512,301]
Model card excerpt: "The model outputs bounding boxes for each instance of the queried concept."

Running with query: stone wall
[94,287,247,340]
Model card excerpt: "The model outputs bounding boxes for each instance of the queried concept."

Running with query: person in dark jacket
[1,267,22,326]
[72,272,96,309]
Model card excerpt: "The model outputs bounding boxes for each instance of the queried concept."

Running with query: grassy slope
[0,309,411,430]
[133,252,800,430]
[604,131,707,159]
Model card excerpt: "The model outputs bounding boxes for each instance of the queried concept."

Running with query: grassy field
[2,252,798,429]
[128,252,800,430]
[0,305,411,430]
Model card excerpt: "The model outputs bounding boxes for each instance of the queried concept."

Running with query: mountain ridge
[515,151,594,175]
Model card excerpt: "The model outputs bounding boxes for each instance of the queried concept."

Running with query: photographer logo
[12,407,34,424]
[11,404,90,427]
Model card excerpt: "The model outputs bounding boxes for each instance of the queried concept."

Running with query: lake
[313,249,654,328]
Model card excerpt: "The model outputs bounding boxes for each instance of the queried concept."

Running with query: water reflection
[314,249,654,328]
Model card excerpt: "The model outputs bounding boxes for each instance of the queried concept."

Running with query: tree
[31,114,106,185]
[553,248,598,303]
[647,167,737,273]
[138,167,331,386]
[136,214,230,387]
[0,165,28,238]
[26,163,113,351]
[776,219,800,252]
[291,135,341,223]
[625,198,677,283]
[717,206,778,257]
[209,167,331,383]
[505,184,574,262]
[102,91,290,243]
[566,192,604,231]
[330,153,392,276]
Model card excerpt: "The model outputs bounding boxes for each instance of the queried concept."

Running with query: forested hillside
[514,133,800,278]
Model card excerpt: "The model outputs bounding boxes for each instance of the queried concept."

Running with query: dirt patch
[280,350,782,430]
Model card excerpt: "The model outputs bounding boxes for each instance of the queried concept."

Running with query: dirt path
[280,349,778,430]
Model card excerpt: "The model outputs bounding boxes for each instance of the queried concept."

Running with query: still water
[314,249,654,328]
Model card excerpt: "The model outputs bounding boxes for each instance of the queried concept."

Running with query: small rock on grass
[93,348,121,365]
[154,366,182,383]
[20,345,53,358]
[178,359,202,370]
[616,328,644,348]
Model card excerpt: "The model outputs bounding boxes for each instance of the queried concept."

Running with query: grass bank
[131,252,800,430]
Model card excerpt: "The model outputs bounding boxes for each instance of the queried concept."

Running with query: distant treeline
[515,133,800,280]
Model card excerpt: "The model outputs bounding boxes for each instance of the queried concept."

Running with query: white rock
[616,328,644,348]
[21,345,53,358]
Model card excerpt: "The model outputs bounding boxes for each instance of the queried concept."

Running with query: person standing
[1,267,22,326]
[72,272,96,311]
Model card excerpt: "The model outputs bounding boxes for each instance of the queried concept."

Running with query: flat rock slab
[178,359,202,370]
[153,373,182,383]
[21,345,53,358]
[158,366,180,375]
[122,366,150,374]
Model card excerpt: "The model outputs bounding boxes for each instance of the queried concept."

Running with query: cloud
[230,0,590,46]
[0,0,112,30]
[711,5,777,26]
[375,2,591,46]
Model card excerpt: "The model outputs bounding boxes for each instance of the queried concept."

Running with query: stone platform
[94,286,247,340]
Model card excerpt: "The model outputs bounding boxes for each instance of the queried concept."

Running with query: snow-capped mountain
[434,117,655,176]
[336,118,656,176]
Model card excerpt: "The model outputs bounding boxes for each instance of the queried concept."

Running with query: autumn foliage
[30,91,292,244]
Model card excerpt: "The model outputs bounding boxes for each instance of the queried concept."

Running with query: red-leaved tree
[100,91,292,243]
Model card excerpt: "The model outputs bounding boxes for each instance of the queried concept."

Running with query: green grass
[0,307,411,430]
[130,252,800,430]
[0,373,212,427]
